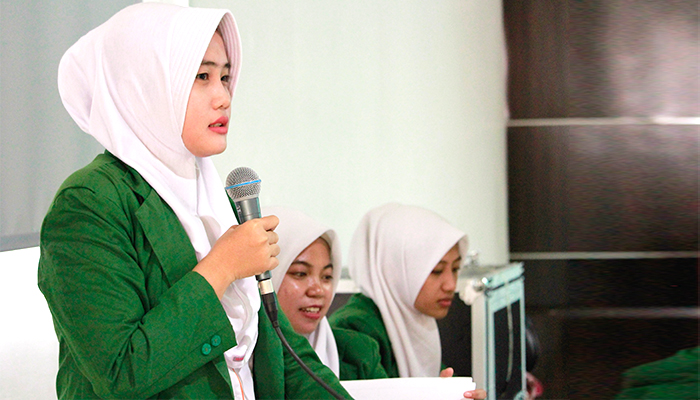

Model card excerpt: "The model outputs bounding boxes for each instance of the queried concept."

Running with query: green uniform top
[614,346,699,400]
[39,152,351,399]
[329,293,400,378]
[332,326,388,381]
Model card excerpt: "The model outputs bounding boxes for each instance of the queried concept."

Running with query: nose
[214,82,231,110]
[306,278,324,298]
[442,270,457,293]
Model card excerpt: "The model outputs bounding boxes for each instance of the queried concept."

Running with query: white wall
[0,0,136,251]
[196,0,510,265]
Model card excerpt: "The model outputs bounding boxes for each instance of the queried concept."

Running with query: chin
[291,320,316,335]
[209,142,228,156]
[211,147,227,156]
[297,326,316,335]
[197,145,227,158]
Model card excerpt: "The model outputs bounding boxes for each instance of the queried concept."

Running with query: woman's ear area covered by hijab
[413,243,461,320]
[277,237,335,335]
[56,2,242,179]
[263,205,343,376]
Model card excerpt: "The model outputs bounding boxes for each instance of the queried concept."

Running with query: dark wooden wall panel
[508,125,699,252]
[504,1,699,399]
[505,0,700,119]
[526,314,699,399]
[562,318,699,399]
[507,127,572,251]
[504,1,569,119]
[565,258,699,308]
[569,0,700,117]
[524,259,699,309]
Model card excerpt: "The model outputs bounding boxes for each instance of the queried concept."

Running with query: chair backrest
[0,246,58,399]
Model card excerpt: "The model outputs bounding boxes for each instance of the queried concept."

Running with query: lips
[208,116,229,134]
[438,298,453,308]
[299,305,324,319]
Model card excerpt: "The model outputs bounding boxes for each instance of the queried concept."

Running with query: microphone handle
[232,197,270,282]
[234,196,262,224]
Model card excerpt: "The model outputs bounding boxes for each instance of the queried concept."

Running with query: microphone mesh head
[226,167,261,200]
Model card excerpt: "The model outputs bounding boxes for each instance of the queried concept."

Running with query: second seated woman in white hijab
[265,205,387,380]
[329,203,487,399]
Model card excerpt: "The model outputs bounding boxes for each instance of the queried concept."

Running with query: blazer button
[211,335,222,347]
[201,343,212,355]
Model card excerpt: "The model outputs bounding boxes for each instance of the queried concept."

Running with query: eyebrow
[201,60,231,69]
[290,261,334,270]
[438,256,462,265]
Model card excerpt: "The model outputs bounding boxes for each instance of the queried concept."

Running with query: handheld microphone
[225,167,278,326]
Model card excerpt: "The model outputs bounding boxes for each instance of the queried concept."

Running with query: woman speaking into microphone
[38,3,349,399]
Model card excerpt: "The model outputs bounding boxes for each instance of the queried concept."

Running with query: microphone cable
[262,299,346,400]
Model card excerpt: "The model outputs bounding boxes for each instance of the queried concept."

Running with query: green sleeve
[255,303,353,399]
[39,182,236,399]
[614,347,699,399]
[333,327,388,380]
[329,293,400,378]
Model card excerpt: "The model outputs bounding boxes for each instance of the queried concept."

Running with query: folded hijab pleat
[348,203,468,377]
[265,206,342,377]
[57,3,257,398]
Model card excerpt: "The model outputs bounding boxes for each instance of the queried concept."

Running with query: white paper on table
[340,377,475,400]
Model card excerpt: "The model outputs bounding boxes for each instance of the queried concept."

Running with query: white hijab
[348,203,468,378]
[264,206,342,377]
[57,3,259,398]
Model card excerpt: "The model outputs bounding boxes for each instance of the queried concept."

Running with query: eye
[196,72,209,80]
[431,268,444,275]
[323,274,334,282]
[221,74,231,83]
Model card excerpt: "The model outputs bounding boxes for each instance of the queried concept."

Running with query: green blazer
[39,152,350,399]
[614,346,699,400]
[332,327,388,381]
[329,293,400,378]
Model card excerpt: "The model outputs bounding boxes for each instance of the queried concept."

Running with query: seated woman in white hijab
[329,203,487,399]
[38,3,350,399]
[265,205,387,380]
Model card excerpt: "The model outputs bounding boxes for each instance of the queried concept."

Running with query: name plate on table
[341,377,475,400]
